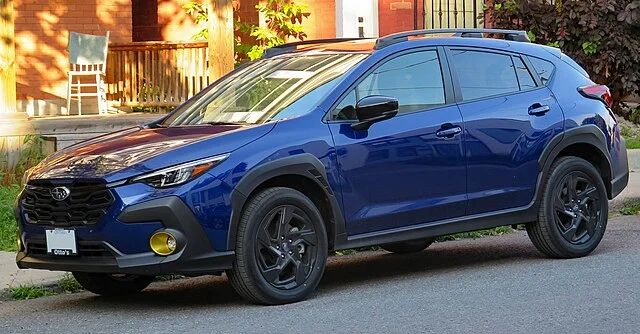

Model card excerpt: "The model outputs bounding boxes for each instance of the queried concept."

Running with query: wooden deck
[106,41,210,108]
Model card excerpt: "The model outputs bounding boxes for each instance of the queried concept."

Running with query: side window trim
[325,47,455,123]
[520,55,544,87]
[444,46,547,104]
[511,55,538,91]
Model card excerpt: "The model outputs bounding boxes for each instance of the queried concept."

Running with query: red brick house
[12,0,483,117]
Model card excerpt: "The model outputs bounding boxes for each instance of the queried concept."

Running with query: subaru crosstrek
[15,29,629,304]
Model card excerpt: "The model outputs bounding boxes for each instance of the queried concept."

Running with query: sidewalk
[1,150,638,290]
[0,252,63,289]
[610,149,640,211]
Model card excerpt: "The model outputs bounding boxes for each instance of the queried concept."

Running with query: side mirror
[351,95,399,131]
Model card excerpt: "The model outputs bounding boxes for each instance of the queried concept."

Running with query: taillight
[578,84,613,107]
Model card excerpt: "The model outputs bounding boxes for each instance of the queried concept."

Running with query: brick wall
[298,0,336,39]
[14,0,132,102]
[378,0,423,36]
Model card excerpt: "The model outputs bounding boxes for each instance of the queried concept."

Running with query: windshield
[161,53,367,126]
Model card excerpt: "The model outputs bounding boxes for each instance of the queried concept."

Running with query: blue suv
[15,29,629,304]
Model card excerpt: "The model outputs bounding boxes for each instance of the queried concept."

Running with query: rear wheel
[227,187,328,305]
[381,239,434,254]
[72,272,154,296]
[527,156,608,258]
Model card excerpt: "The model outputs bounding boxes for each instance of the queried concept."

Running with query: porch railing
[106,41,210,107]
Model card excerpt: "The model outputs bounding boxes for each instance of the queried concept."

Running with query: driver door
[327,49,467,236]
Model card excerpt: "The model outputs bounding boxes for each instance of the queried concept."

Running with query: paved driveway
[1,215,638,334]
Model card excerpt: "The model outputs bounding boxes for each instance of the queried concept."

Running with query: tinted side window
[356,51,445,114]
[513,57,536,90]
[333,50,445,120]
[450,50,519,101]
[528,57,555,85]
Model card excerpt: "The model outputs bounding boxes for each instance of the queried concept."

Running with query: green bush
[0,185,20,252]
[1,134,48,186]
[620,200,640,215]
[10,285,53,300]
[486,0,640,115]
[620,117,640,148]
[57,273,83,294]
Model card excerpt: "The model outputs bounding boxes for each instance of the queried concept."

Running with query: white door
[336,0,379,38]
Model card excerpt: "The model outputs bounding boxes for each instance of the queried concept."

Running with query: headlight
[131,154,229,188]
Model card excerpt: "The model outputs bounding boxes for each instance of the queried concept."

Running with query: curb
[628,149,640,171]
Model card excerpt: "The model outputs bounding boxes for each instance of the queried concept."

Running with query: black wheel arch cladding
[227,153,346,251]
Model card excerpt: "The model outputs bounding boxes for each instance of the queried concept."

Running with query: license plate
[45,229,78,256]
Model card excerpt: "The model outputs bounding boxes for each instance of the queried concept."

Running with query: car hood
[28,122,276,182]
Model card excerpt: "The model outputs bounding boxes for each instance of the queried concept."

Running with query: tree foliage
[239,0,310,59]
[486,0,640,114]
[183,0,310,61]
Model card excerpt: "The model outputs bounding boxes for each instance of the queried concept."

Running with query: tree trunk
[0,0,17,114]
[207,0,234,83]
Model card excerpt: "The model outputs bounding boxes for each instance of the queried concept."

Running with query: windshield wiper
[204,121,246,126]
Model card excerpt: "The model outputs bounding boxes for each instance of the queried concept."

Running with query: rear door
[446,47,564,214]
[327,48,467,236]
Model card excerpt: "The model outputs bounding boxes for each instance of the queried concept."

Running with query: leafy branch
[182,0,310,61]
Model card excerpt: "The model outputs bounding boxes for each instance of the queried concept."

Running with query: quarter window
[528,57,555,85]
[450,50,520,101]
[333,50,445,120]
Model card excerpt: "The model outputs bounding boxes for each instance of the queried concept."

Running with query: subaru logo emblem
[50,187,70,201]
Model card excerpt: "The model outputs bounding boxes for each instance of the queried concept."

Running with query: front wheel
[227,187,328,305]
[72,272,154,296]
[527,156,608,258]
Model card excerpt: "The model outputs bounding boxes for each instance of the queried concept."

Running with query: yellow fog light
[150,231,177,256]
[16,231,22,251]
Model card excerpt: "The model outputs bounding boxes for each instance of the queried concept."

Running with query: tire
[527,156,608,258]
[226,187,328,305]
[382,239,434,254]
[72,272,154,296]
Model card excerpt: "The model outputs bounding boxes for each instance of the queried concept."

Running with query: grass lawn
[627,137,640,149]
[620,118,640,149]
[0,185,20,252]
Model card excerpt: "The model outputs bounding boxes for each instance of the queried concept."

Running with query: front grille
[21,180,114,226]
[26,239,114,258]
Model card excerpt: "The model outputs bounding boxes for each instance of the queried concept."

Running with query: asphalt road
[1,215,639,334]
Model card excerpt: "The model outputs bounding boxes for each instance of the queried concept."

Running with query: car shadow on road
[319,234,546,291]
[41,233,563,309]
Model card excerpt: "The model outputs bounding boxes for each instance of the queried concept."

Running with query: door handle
[528,103,550,116]
[436,126,462,138]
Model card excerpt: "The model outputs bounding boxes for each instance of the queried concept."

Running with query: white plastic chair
[66,31,110,116]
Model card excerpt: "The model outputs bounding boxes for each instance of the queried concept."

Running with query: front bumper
[16,196,234,275]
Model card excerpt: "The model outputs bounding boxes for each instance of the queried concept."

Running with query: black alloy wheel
[227,187,328,305]
[527,156,608,258]
[255,204,319,290]
[552,171,604,245]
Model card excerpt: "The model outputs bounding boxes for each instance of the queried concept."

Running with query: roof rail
[262,38,366,58]
[374,29,530,49]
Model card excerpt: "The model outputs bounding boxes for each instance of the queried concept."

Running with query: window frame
[444,47,546,105]
[324,46,455,123]
[512,56,538,91]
